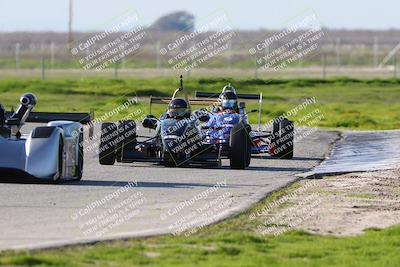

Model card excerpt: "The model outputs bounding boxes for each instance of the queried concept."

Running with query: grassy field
[0,181,399,267]
[1,77,400,129]
[1,78,399,266]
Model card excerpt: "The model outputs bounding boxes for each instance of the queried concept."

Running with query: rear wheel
[245,125,252,167]
[99,123,117,165]
[76,132,84,180]
[230,123,251,169]
[163,151,179,167]
[271,118,294,159]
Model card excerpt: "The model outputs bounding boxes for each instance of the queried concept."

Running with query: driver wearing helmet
[219,91,239,114]
[161,98,190,120]
[213,84,239,114]
[207,84,242,129]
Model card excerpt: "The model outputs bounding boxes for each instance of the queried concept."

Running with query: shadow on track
[0,170,51,184]
[112,162,310,172]
[251,155,323,161]
[62,180,264,188]
[0,175,227,188]
[214,166,309,172]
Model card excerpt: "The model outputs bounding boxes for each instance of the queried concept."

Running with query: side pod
[25,126,64,179]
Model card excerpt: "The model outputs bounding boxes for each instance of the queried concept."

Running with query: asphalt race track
[304,130,400,176]
[0,124,338,250]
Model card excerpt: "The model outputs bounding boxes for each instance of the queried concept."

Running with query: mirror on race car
[142,115,158,129]
[193,109,209,122]
[198,113,209,122]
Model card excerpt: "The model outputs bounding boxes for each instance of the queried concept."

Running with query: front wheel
[116,120,136,162]
[270,118,294,159]
[229,123,251,169]
[163,151,179,167]
[246,125,252,167]
[99,123,117,165]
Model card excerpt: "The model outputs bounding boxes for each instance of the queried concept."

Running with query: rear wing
[195,91,261,100]
[5,110,95,137]
[149,96,219,114]
[5,111,93,124]
[150,97,218,105]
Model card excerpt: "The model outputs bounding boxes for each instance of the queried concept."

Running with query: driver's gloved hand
[159,113,169,120]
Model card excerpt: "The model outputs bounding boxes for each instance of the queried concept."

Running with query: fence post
[114,60,119,79]
[394,53,397,78]
[322,53,327,79]
[50,42,55,69]
[156,40,161,69]
[254,57,258,79]
[122,57,126,69]
[15,43,20,70]
[373,36,379,67]
[228,40,233,68]
[335,38,341,67]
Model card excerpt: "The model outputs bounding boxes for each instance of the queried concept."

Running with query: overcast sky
[0,0,398,32]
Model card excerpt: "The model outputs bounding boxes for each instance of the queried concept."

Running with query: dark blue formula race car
[98,77,294,170]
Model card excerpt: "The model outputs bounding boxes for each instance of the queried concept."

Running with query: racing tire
[230,123,251,169]
[76,132,84,180]
[271,118,294,159]
[163,151,179,167]
[116,120,137,162]
[54,135,63,183]
[99,123,117,165]
[245,124,252,167]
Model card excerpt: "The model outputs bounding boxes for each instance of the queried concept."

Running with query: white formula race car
[0,93,92,182]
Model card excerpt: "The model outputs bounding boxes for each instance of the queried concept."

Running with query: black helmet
[168,98,189,118]
[219,91,238,111]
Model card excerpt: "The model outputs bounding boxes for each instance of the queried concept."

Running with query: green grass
[1,181,399,267]
[1,77,399,266]
[1,77,400,129]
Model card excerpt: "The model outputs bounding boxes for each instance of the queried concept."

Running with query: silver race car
[0,93,92,182]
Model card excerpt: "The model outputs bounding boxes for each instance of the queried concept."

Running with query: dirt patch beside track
[257,169,400,236]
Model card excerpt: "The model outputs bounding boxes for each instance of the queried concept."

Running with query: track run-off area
[3,125,399,251]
